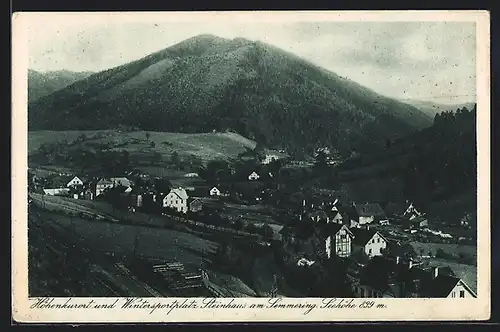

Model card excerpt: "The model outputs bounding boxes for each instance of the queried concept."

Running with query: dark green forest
[28,35,432,157]
[334,105,476,213]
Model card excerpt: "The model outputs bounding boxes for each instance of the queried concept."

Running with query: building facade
[324,224,353,258]
[351,229,388,258]
[209,187,221,196]
[66,176,84,188]
[163,187,189,213]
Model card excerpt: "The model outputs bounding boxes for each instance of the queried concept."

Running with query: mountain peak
[167,33,230,56]
[191,33,227,41]
[29,33,433,154]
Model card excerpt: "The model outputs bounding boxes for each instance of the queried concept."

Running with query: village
[27,143,477,299]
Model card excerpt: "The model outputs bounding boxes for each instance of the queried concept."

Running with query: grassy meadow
[28,130,256,163]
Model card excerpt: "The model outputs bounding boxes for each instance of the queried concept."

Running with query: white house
[43,188,70,196]
[66,176,84,188]
[350,228,388,258]
[248,172,260,181]
[163,187,189,213]
[96,179,114,196]
[209,186,221,196]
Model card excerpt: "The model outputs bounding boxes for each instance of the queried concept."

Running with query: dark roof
[97,178,114,185]
[435,266,456,277]
[319,223,352,237]
[355,203,387,218]
[350,228,379,246]
[189,197,203,204]
[419,274,461,298]
[359,256,475,298]
[191,197,221,206]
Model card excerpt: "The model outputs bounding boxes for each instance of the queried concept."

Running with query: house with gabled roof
[318,223,354,259]
[248,171,260,181]
[352,202,388,225]
[350,228,388,258]
[326,209,344,224]
[352,256,477,298]
[419,273,476,298]
[411,265,477,298]
[66,176,85,188]
[209,186,221,196]
[188,197,203,213]
[163,187,189,213]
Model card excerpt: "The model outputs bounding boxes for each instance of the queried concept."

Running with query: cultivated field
[219,203,276,225]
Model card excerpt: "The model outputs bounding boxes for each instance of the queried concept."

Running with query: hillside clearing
[29,130,257,163]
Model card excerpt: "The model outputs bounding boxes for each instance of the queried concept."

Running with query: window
[460,290,465,298]
[361,288,365,297]
[369,248,372,255]
[341,235,347,240]
[451,292,456,298]
[377,238,380,243]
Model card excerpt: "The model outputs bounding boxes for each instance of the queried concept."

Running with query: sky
[27,14,477,104]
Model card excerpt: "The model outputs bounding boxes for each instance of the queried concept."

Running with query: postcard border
[12,10,491,323]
